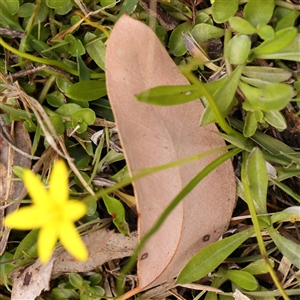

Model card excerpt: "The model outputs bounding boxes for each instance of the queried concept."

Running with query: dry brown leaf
[10,257,54,300]
[52,230,137,275]
[106,14,236,293]
[0,120,32,255]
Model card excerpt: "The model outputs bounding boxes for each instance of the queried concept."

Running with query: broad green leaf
[102,194,130,236]
[212,0,239,23]
[254,33,300,61]
[228,17,256,34]
[264,111,286,131]
[65,80,107,101]
[136,85,202,105]
[247,148,268,214]
[3,0,19,14]
[244,0,274,27]
[177,227,255,284]
[85,32,106,71]
[169,22,192,57]
[219,268,258,291]
[226,34,251,64]
[46,0,69,9]
[239,82,293,112]
[253,27,297,55]
[242,66,292,83]
[65,34,85,57]
[0,1,24,31]
[191,23,224,43]
[46,90,65,107]
[268,226,300,269]
[201,64,244,125]
[242,259,274,275]
[49,115,65,135]
[118,0,138,18]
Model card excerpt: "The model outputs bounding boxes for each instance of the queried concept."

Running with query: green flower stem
[0,37,105,79]
[241,151,289,300]
[116,147,242,295]
[38,75,56,104]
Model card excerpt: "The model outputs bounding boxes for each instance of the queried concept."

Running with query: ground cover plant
[0,0,300,299]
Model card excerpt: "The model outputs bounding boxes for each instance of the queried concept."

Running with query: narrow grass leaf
[267,226,300,269]
[177,227,255,284]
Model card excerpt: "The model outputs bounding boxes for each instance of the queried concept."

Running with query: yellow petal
[49,160,69,205]
[23,170,49,206]
[4,206,47,229]
[59,222,88,261]
[64,201,87,221]
[38,224,58,263]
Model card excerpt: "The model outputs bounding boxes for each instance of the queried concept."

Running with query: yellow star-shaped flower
[5,160,88,263]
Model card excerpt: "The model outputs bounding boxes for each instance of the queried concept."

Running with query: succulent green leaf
[247,148,268,214]
[243,111,263,137]
[72,108,96,125]
[65,80,107,101]
[228,17,257,34]
[56,103,81,116]
[275,9,300,31]
[46,90,65,107]
[77,52,90,81]
[169,22,192,57]
[136,85,202,105]
[212,0,239,23]
[257,25,275,41]
[226,34,251,64]
[102,194,130,236]
[264,111,287,131]
[244,0,275,27]
[46,0,69,9]
[69,273,84,289]
[14,230,38,260]
[177,227,255,284]
[191,23,224,43]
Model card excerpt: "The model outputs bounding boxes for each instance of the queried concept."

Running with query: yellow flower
[5,160,88,263]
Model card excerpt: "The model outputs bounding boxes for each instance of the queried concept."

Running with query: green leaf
[242,259,274,275]
[77,52,90,81]
[228,17,256,34]
[257,25,275,41]
[243,111,263,138]
[69,273,84,289]
[169,22,192,57]
[3,0,19,14]
[268,226,300,269]
[253,33,300,61]
[102,194,130,236]
[212,0,239,23]
[0,0,24,31]
[264,111,286,131]
[219,268,258,291]
[66,80,107,101]
[275,9,300,31]
[242,66,292,83]
[177,227,255,284]
[84,32,106,71]
[201,64,244,125]
[226,34,251,64]
[191,23,224,43]
[14,229,38,260]
[46,0,69,9]
[72,108,96,125]
[239,82,293,112]
[65,34,86,57]
[136,85,202,105]
[247,148,268,214]
[46,90,65,107]
[253,27,297,55]
[244,0,274,28]
[118,0,138,18]
[56,103,81,116]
